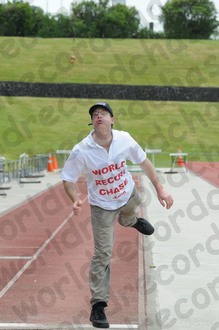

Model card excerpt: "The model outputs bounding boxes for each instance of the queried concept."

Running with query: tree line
[0,0,218,39]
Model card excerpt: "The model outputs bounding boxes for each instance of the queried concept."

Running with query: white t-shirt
[60,129,146,210]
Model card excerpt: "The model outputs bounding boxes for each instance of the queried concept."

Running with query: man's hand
[73,200,83,216]
[157,188,173,209]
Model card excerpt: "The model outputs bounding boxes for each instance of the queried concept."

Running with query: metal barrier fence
[0,154,48,183]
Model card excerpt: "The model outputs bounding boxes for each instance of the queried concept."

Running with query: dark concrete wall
[0,81,218,102]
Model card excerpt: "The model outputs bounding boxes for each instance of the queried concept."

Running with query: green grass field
[0,37,219,163]
[1,97,218,164]
[1,37,219,86]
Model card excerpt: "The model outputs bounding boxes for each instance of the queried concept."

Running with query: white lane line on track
[0,256,32,260]
[0,212,74,299]
[138,232,147,329]
[138,199,150,329]
[0,324,139,329]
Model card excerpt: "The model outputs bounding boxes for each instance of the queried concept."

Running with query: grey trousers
[89,186,142,306]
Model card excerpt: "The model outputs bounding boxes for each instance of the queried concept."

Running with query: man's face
[91,107,114,129]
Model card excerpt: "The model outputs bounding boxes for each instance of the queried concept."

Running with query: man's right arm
[63,181,82,216]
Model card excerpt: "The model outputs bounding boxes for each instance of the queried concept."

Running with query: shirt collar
[86,129,116,147]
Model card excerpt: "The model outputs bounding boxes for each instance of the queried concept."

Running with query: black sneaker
[90,302,109,328]
[132,217,154,235]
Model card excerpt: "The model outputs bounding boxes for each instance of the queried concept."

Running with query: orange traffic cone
[47,151,54,172]
[52,154,58,170]
[177,147,184,167]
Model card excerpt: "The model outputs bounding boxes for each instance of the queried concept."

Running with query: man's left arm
[139,158,173,209]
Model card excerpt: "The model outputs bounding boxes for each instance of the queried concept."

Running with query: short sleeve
[60,147,86,182]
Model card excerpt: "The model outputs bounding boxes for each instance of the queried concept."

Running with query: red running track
[187,162,219,188]
[0,177,145,327]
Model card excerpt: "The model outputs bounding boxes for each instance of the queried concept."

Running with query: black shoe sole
[91,321,109,328]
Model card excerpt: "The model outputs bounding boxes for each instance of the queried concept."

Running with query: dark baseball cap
[89,102,113,117]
